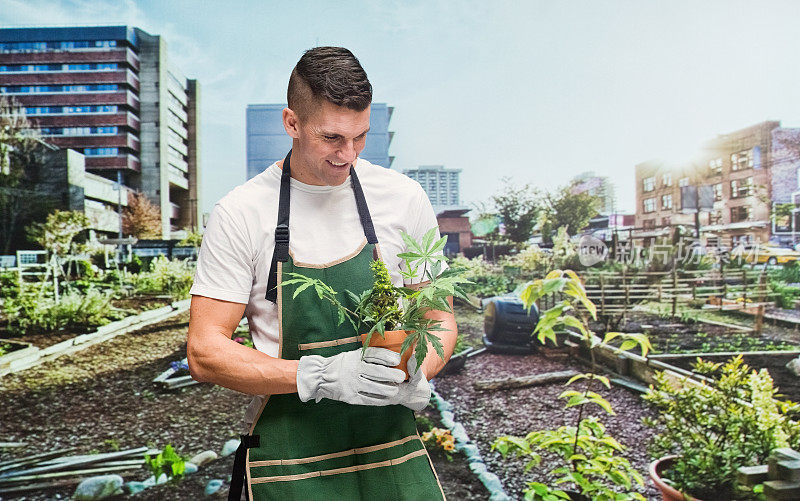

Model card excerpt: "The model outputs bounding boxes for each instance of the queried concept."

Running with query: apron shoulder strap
[265,156,378,303]
[265,151,292,303]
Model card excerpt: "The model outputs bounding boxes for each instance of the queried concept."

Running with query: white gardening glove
[297,347,406,406]
[386,357,431,412]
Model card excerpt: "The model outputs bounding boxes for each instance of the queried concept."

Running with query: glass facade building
[403,165,462,211]
[246,102,394,180]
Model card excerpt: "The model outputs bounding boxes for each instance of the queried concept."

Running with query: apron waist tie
[229,434,260,501]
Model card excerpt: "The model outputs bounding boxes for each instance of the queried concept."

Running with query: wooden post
[755,304,765,335]
[671,267,678,319]
[742,269,748,306]
[658,283,663,302]
[599,274,606,316]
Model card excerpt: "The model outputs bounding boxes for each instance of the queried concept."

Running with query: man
[187,47,456,500]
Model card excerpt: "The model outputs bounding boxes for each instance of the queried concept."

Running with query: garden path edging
[0,299,190,378]
[429,380,510,501]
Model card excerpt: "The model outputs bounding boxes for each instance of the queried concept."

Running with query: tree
[491,178,542,245]
[540,186,600,244]
[0,96,50,254]
[122,192,162,238]
[26,209,91,258]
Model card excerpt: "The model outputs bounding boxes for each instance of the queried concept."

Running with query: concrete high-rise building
[0,26,201,238]
[403,165,462,211]
[570,171,616,215]
[246,102,394,179]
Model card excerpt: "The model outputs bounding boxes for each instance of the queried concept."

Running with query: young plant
[643,355,800,500]
[493,269,651,501]
[421,427,457,461]
[281,228,471,369]
[144,444,187,483]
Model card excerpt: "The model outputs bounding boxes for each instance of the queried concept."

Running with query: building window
[713,183,723,201]
[662,217,671,226]
[731,206,751,223]
[709,158,723,175]
[643,176,655,192]
[679,177,690,187]
[40,126,118,136]
[661,194,673,210]
[642,219,656,229]
[730,177,754,198]
[0,84,118,94]
[84,147,119,156]
[662,173,672,187]
[0,40,117,52]
[710,210,723,225]
[731,149,753,171]
[643,197,656,213]
[24,105,118,115]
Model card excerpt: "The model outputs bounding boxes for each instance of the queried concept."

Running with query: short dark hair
[287,47,372,119]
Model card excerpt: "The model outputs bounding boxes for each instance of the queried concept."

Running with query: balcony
[83,172,133,205]
[168,166,188,190]
[84,154,140,172]
[0,47,140,72]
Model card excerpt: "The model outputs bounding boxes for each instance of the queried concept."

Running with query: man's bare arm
[187,295,299,395]
[407,279,458,380]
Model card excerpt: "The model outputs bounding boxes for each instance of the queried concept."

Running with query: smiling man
[186,47,455,500]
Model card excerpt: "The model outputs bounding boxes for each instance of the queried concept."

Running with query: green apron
[229,151,445,501]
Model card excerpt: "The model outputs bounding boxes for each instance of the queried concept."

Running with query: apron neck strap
[265,152,377,302]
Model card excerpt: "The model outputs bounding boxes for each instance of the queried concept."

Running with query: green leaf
[292,281,314,299]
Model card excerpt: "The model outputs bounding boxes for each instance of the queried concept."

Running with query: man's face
[284,100,371,186]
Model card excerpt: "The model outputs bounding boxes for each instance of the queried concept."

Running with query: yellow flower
[443,442,455,451]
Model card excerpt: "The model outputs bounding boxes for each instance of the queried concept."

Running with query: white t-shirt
[190,158,441,357]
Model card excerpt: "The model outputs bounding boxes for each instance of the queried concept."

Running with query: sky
[2,0,800,216]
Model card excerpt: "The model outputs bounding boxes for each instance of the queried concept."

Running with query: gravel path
[433,349,660,500]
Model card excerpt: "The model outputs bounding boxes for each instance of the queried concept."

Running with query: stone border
[0,299,190,378]
[429,380,510,501]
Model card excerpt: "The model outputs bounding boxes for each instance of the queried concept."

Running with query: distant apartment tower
[403,165,461,210]
[246,102,394,179]
[634,121,800,246]
[0,26,201,238]
[570,171,616,215]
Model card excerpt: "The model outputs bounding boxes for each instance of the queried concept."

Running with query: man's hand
[297,347,406,405]
[384,358,431,411]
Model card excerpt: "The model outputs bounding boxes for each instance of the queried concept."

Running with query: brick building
[0,26,201,238]
[635,121,800,247]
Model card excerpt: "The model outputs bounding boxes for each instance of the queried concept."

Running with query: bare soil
[0,309,485,500]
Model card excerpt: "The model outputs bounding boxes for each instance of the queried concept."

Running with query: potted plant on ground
[492,269,651,501]
[282,228,470,374]
[644,355,800,501]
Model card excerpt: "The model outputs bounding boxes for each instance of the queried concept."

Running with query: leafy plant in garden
[448,255,517,298]
[133,256,194,299]
[493,269,651,501]
[144,444,186,483]
[3,287,117,334]
[283,228,470,369]
[643,355,800,500]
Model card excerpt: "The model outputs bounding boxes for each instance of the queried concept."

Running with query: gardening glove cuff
[296,347,406,406]
[393,358,431,412]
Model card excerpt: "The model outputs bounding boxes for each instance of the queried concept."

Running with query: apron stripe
[248,435,419,467]
[250,449,428,484]
[298,336,361,351]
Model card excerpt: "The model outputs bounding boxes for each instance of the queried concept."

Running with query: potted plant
[643,355,800,501]
[282,228,470,375]
[492,269,651,501]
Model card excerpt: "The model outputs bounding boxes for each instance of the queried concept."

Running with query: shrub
[770,279,800,309]
[133,256,194,299]
[0,271,19,299]
[4,288,115,333]
[448,255,517,297]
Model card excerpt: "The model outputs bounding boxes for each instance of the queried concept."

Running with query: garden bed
[0,295,172,349]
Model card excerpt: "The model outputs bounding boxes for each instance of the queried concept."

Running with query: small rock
[73,475,124,500]
[205,479,224,496]
[459,443,479,458]
[489,493,511,501]
[184,462,199,475]
[190,450,218,466]
[123,481,147,495]
[787,357,800,376]
[155,473,169,485]
[220,438,240,457]
[469,462,487,474]
[478,471,504,493]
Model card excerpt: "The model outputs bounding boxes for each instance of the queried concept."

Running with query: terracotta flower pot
[649,455,704,501]
[360,330,415,380]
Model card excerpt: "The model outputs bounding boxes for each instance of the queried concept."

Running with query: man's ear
[283,107,300,139]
